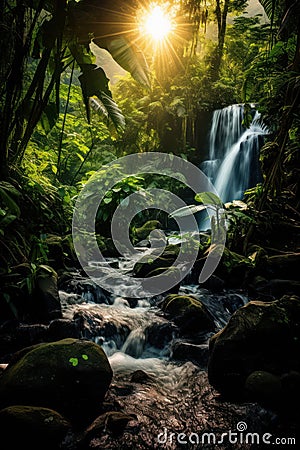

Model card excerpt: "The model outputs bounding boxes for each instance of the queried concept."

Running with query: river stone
[171,341,209,367]
[133,244,180,278]
[79,411,137,446]
[0,405,71,449]
[47,318,82,341]
[161,294,215,335]
[208,295,300,397]
[245,370,282,405]
[280,371,300,412]
[130,369,153,384]
[134,220,162,241]
[133,250,178,278]
[33,265,62,322]
[263,253,300,280]
[145,322,178,349]
[0,338,113,422]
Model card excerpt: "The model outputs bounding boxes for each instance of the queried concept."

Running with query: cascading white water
[202,104,268,203]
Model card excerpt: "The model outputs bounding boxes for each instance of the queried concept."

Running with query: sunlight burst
[140,4,173,42]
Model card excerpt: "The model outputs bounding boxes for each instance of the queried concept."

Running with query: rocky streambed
[0,266,299,449]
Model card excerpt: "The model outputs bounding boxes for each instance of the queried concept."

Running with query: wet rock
[208,295,300,397]
[16,323,48,342]
[0,363,8,374]
[79,411,137,447]
[133,255,174,278]
[201,275,225,292]
[268,279,300,296]
[33,265,62,322]
[96,235,123,257]
[72,309,130,346]
[0,323,48,362]
[64,277,111,304]
[130,369,153,384]
[145,322,178,349]
[171,341,209,367]
[215,247,254,287]
[264,253,300,280]
[280,371,300,412]
[133,244,180,278]
[161,294,215,335]
[245,370,282,405]
[47,318,82,341]
[245,369,300,414]
[0,338,113,423]
[249,276,300,297]
[0,405,71,449]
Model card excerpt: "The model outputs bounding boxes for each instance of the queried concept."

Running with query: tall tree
[0,0,149,176]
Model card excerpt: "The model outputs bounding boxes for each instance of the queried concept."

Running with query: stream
[58,104,274,448]
[59,261,276,449]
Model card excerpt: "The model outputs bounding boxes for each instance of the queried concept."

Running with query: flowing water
[58,104,273,447]
[59,270,274,449]
[201,104,268,203]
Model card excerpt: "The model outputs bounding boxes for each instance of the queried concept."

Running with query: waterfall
[201,104,268,203]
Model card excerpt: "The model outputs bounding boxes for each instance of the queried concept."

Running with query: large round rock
[161,294,215,335]
[0,338,113,422]
[208,295,300,396]
[0,405,71,449]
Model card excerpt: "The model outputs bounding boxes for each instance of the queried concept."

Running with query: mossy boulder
[134,220,162,241]
[96,235,121,257]
[0,405,71,449]
[245,370,282,405]
[133,244,180,278]
[161,294,215,335]
[215,247,254,287]
[245,370,300,413]
[208,295,300,397]
[45,234,77,270]
[263,253,300,280]
[0,338,113,422]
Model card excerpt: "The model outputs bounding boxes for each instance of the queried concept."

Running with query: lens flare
[141,4,173,41]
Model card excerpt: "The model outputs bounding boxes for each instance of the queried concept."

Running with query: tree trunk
[213,0,229,77]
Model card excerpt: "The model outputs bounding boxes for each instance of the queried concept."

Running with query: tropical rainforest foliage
[0,0,299,318]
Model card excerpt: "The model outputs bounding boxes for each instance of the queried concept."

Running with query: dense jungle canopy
[1,0,299,301]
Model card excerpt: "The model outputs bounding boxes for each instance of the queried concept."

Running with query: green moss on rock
[208,295,300,397]
[135,220,162,241]
[0,338,113,422]
[245,370,282,405]
[161,294,215,334]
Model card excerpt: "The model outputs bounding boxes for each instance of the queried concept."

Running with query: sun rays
[86,1,192,77]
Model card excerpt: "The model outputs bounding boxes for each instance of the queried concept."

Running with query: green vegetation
[0,0,299,319]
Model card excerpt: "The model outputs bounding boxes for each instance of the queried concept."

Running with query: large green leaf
[95,92,126,132]
[89,95,126,131]
[78,64,110,99]
[40,102,59,134]
[0,183,21,218]
[78,63,126,129]
[69,42,96,67]
[169,204,208,219]
[259,0,277,20]
[0,190,20,217]
[94,36,150,88]
[194,192,223,206]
